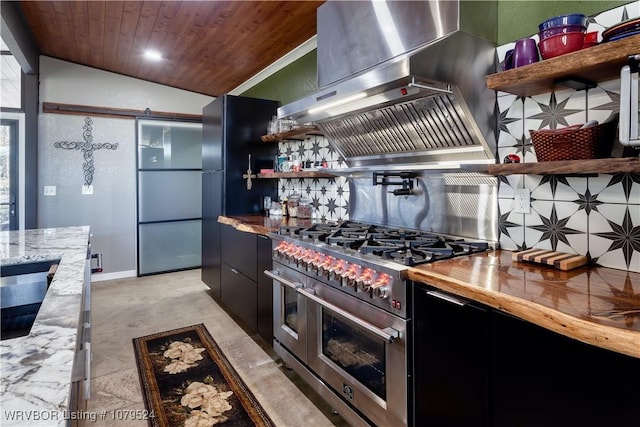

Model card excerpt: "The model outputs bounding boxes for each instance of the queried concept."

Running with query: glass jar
[269,201,282,217]
[287,194,300,218]
[297,198,312,219]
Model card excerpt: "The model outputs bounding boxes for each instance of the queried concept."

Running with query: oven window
[321,310,386,400]
[284,285,298,333]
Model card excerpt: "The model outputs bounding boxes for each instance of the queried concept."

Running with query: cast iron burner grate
[383,247,455,266]
[299,223,338,241]
[279,225,305,237]
[358,235,490,266]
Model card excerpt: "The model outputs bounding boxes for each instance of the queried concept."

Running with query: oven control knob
[357,268,376,293]
[373,286,390,299]
[357,281,371,293]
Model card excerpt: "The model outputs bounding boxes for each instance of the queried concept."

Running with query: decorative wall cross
[242,154,256,190]
[54,117,119,186]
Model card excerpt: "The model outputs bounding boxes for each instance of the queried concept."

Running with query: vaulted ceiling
[18,0,324,97]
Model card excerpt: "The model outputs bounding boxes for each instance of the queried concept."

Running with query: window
[0,38,22,110]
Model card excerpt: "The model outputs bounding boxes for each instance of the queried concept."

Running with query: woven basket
[529,120,617,162]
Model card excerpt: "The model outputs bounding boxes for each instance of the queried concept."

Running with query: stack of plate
[602,17,640,42]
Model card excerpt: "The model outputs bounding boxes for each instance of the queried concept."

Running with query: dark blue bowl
[539,14,588,31]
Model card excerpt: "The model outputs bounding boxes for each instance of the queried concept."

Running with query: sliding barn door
[137,119,202,275]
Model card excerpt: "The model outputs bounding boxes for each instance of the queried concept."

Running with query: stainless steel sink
[1,261,58,340]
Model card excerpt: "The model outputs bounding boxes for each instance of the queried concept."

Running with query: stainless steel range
[266,1,499,424]
[265,221,491,427]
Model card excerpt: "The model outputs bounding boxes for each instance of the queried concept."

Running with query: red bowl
[538,32,585,59]
[583,31,599,48]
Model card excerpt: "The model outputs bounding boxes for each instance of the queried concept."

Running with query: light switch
[44,186,56,196]
[82,185,94,195]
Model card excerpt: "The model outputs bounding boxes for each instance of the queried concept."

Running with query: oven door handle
[264,269,304,290]
[299,288,400,343]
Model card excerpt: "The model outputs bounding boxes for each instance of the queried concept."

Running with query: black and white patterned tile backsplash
[277,135,349,222]
[496,1,640,272]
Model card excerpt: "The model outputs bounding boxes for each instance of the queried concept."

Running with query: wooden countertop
[218,214,317,235]
[408,251,640,359]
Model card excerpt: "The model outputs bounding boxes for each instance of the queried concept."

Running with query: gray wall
[38,56,213,278]
[38,114,136,275]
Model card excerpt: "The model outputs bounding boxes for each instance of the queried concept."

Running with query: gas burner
[380,228,423,240]
[339,221,374,231]
[278,225,305,237]
[448,241,490,255]
[299,229,330,241]
[359,237,406,255]
[325,229,369,249]
[326,237,368,249]
[299,223,336,241]
[383,246,454,266]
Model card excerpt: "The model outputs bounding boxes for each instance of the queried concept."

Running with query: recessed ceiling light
[144,50,162,61]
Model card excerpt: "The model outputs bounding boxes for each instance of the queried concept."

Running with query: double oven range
[265,221,490,427]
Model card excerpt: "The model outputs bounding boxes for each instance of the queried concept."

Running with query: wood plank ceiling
[19,0,324,97]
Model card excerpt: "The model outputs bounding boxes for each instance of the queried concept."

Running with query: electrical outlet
[44,185,56,196]
[514,189,531,214]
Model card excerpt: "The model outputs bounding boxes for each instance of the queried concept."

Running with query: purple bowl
[539,14,587,31]
[539,24,586,39]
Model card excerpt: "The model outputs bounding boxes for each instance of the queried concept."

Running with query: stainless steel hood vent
[278,0,498,172]
[316,85,494,170]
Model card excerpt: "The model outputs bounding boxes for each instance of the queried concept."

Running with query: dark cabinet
[412,284,490,427]
[202,172,222,299]
[412,282,640,427]
[221,224,257,281]
[491,310,640,427]
[219,223,273,345]
[201,95,278,292]
[256,234,273,344]
[221,263,257,332]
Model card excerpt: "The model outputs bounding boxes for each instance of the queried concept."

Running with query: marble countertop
[221,215,640,359]
[1,226,91,426]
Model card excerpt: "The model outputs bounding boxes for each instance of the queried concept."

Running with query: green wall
[497,1,629,45]
[242,1,632,103]
[241,51,318,105]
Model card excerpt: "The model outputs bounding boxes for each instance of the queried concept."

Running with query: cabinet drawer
[221,263,257,333]
[220,224,257,281]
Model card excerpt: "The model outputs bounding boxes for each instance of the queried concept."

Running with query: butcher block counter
[408,250,640,359]
[218,214,315,235]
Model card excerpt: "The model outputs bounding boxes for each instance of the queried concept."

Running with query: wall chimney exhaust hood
[278,0,498,172]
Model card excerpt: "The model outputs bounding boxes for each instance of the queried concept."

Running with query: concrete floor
[81,269,347,427]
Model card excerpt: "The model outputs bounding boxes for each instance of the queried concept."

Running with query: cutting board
[512,249,589,271]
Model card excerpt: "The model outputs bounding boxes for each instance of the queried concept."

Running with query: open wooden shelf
[260,125,323,142]
[257,171,337,179]
[488,157,640,176]
[486,34,640,97]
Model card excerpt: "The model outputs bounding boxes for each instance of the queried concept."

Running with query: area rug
[133,324,274,427]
